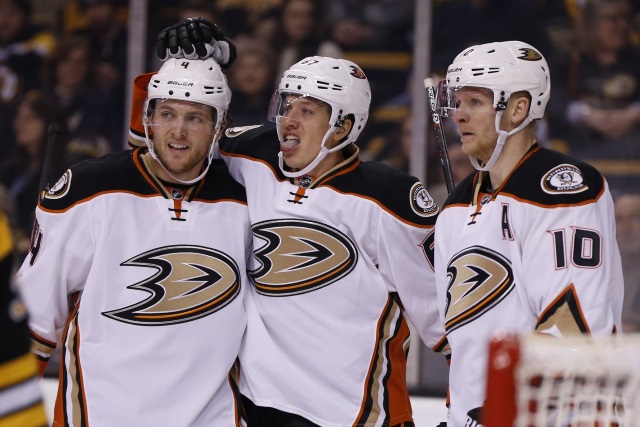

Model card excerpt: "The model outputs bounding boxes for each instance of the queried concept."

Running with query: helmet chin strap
[143,119,221,185]
[470,111,533,171]
[279,127,350,178]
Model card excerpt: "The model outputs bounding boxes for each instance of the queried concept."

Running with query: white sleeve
[376,213,445,348]
[519,188,623,336]
[16,203,95,347]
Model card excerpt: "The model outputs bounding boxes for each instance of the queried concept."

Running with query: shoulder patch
[410,182,438,217]
[45,170,72,200]
[225,124,263,138]
[541,164,588,194]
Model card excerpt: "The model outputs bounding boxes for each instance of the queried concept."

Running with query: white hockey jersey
[16,148,252,427]
[219,125,443,427]
[433,144,624,427]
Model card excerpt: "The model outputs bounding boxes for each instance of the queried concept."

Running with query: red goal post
[483,331,640,427]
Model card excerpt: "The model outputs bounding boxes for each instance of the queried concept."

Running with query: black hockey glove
[156,17,236,69]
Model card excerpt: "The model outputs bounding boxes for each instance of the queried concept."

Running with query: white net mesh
[513,334,640,427]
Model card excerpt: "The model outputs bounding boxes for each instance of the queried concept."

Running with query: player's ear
[335,118,353,136]
[506,92,530,128]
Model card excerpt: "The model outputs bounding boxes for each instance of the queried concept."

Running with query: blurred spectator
[148,0,220,72]
[324,0,415,51]
[548,0,640,193]
[614,193,640,332]
[227,39,276,127]
[0,92,67,257]
[268,0,342,82]
[0,0,55,149]
[430,0,556,75]
[43,34,116,155]
[73,0,128,124]
[216,0,283,39]
[360,114,414,172]
[176,0,218,22]
[360,114,475,206]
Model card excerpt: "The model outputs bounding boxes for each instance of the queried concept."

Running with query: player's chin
[283,155,305,170]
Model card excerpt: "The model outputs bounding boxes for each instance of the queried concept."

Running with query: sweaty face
[147,99,217,182]
[450,87,498,164]
[275,94,333,172]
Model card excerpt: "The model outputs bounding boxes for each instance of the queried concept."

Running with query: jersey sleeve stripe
[57,312,89,426]
[353,296,413,426]
[39,190,160,214]
[323,184,436,229]
[30,331,55,353]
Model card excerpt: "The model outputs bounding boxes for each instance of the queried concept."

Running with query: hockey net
[483,332,640,427]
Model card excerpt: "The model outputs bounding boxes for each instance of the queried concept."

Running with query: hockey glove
[156,17,236,69]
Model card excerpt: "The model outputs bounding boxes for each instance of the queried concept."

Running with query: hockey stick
[38,123,64,201]
[28,123,64,265]
[29,123,63,265]
[424,78,455,195]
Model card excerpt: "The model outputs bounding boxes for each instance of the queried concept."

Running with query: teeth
[280,135,299,149]
[169,143,187,149]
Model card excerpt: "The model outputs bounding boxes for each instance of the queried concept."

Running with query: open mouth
[169,142,188,150]
[280,135,300,152]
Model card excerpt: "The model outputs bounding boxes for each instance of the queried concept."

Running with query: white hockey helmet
[438,41,550,171]
[143,57,231,184]
[443,40,550,119]
[268,56,372,177]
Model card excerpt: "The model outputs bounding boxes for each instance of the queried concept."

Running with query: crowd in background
[1,0,639,360]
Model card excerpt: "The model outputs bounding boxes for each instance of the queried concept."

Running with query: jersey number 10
[549,228,602,269]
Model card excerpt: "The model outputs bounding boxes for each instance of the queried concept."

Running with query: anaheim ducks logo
[103,245,241,325]
[541,164,588,194]
[444,246,514,332]
[251,219,358,296]
[349,65,367,80]
[225,124,263,138]
[517,48,543,61]
[45,170,72,200]
[410,182,439,217]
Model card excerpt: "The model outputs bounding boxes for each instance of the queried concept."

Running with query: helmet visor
[268,91,332,128]
[435,80,495,118]
[146,98,217,134]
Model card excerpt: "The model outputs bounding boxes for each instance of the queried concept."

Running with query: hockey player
[139,20,444,427]
[432,41,624,426]
[15,57,252,426]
